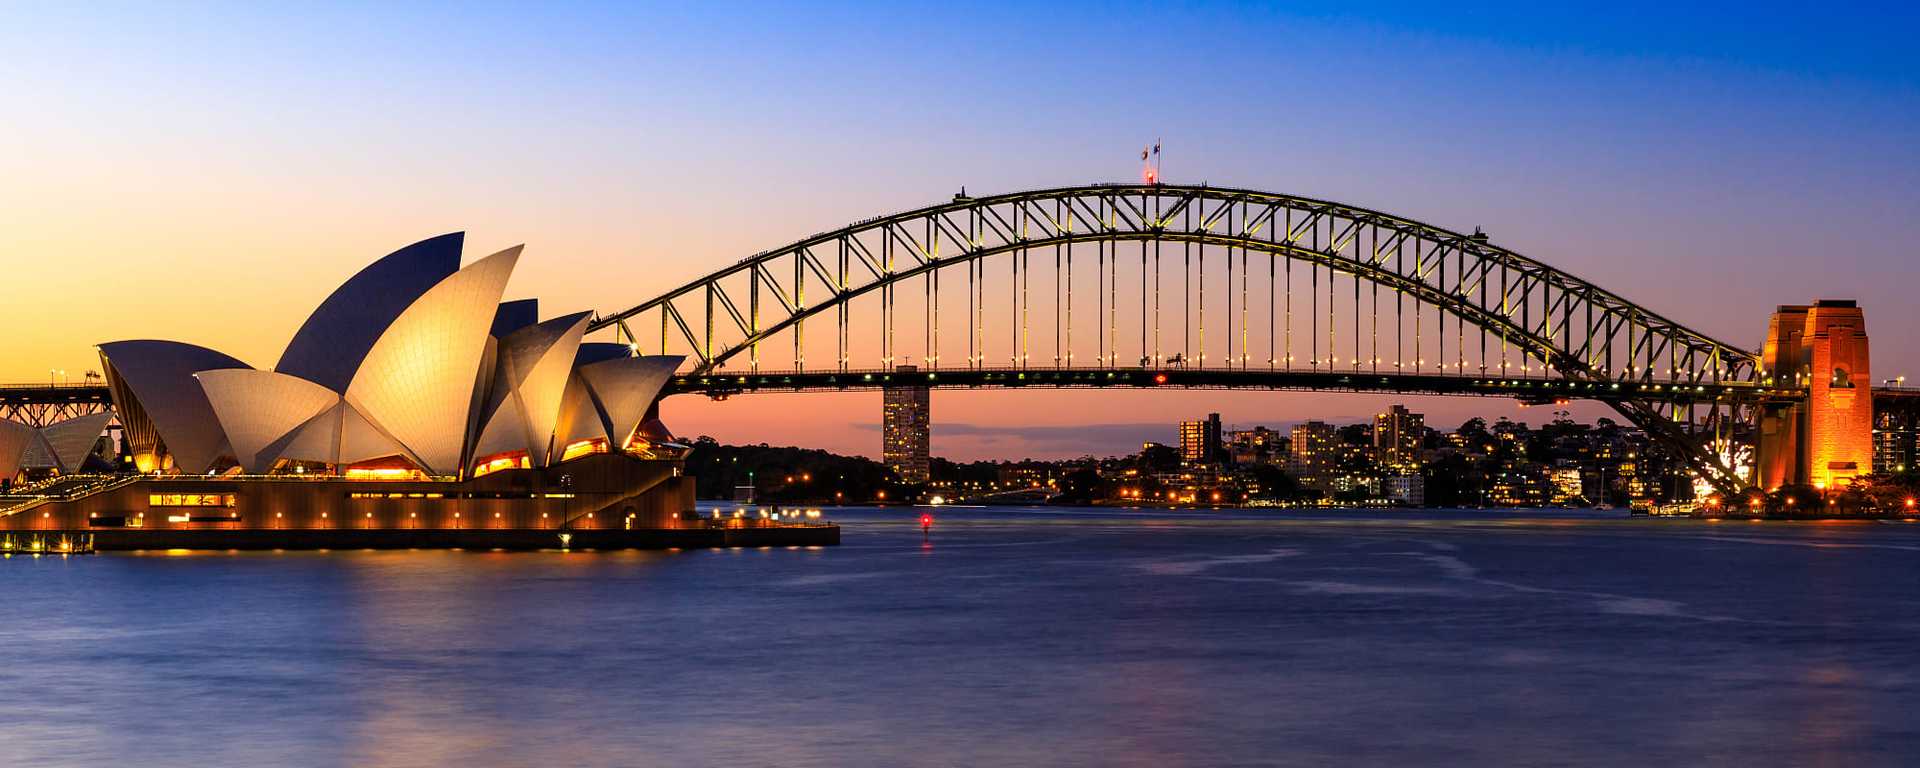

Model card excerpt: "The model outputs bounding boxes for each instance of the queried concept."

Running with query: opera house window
[149,493,236,507]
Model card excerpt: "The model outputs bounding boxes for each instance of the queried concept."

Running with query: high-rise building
[1384,474,1425,506]
[1874,411,1915,475]
[1373,405,1424,469]
[1179,413,1223,464]
[1549,465,1585,504]
[882,365,931,483]
[1226,426,1281,465]
[1289,420,1338,491]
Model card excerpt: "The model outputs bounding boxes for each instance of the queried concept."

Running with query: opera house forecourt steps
[0,234,837,551]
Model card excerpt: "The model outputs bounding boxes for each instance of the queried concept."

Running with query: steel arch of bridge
[591,184,1768,492]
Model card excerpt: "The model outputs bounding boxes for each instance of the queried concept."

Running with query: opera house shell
[97,233,683,480]
[0,234,825,552]
[0,412,117,485]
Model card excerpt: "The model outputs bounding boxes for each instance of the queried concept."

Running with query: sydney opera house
[0,234,833,550]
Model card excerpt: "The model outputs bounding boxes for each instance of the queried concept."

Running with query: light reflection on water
[3,506,1919,767]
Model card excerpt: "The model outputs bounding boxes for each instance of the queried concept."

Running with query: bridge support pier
[1756,300,1872,490]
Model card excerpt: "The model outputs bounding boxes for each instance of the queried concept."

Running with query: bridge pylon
[1756,300,1872,490]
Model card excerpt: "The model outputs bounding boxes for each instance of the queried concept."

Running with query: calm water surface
[4,506,1919,767]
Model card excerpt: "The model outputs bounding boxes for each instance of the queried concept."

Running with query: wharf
[3,525,837,553]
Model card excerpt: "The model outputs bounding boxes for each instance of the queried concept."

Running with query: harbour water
[4,506,1918,766]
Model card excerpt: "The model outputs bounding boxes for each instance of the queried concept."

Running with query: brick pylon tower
[1755,300,1872,489]
[1802,301,1872,488]
[1755,305,1809,490]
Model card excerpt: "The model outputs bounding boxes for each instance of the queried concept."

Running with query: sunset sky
[4,2,1917,460]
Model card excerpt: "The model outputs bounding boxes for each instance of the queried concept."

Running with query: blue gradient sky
[4,2,1916,459]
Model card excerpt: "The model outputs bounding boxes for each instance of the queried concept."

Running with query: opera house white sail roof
[97,234,682,479]
[99,340,250,474]
[0,412,119,484]
[277,232,464,394]
[0,420,43,484]
[472,311,594,468]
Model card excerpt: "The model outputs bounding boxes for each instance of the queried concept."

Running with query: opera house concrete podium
[0,234,834,551]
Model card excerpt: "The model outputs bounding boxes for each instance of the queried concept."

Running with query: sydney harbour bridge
[5,184,1909,496]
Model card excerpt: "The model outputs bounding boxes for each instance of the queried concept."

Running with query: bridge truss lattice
[590,184,1771,493]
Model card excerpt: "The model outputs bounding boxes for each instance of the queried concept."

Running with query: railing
[0,474,145,517]
[667,366,1803,404]
[134,472,462,483]
[0,382,105,391]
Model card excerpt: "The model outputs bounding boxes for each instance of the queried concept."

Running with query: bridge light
[1153,374,1167,384]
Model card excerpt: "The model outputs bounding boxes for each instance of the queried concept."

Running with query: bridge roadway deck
[13,376,1915,412]
[0,383,112,406]
[664,367,1807,404]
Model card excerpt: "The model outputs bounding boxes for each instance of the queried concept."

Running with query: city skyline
[894,404,1701,511]
[5,3,1917,462]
